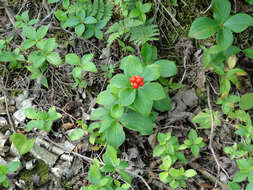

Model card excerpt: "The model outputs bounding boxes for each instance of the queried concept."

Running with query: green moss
[18,160,51,190]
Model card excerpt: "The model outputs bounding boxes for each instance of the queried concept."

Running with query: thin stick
[206,85,230,183]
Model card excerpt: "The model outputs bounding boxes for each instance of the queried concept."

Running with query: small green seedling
[10,133,35,155]
[179,129,206,158]
[65,53,97,88]
[0,161,20,188]
[24,107,62,132]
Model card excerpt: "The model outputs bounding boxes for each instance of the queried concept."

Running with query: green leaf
[242,47,253,58]
[88,164,102,185]
[24,107,37,119]
[111,104,124,119]
[246,182,253,190]
[216,27,233,50]
[160,156,172,170]
[69,128,85,141]
[191,144,200,157]
[153,95,172,112]
[189,17,219,39]
[233,172,248,182]
[81,55,97,72]
[41,75,48,88]
[22,26,37,40]
[7,161,20,173]
[159,171,169,183]
[192,109,221,129]
[106,122,125,148]
[64,17,80,27]
[212,0,231,23]
[36,38,58,52]
[153,145,165,157]
[120,55,143,77]
[65,53,80,66]
[22,39,36,50]
[110,74,130,88]
[75,24,85,37]
[140,82,165,100]
[90,107,108,120]
[118,171,132,184]
[10,133,35,155]
[54,10,68,21]
[239,93,253,110]
[132,89,153,116]
[83,16,97,24]
[28,51,46,68]
[47,52,62,66]
[224,14,253,33]
[141,64,161,81]
[119,88,136,106]
[26,120,44,132]
[189,129,198,141]
[120,112,153,135]
[229,182,241,190]
[141,42,157,64]
[154,60,177,77]
[184,169,197,177]
[246,0,253,4]
[97,90,116,107]
[48,106,61,120]
[36,25,49,40]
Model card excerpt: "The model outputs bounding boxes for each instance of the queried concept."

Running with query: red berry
[130,76,136,83]
[139,81,144,87]
[132,82,138,89]
[136,77,142,83]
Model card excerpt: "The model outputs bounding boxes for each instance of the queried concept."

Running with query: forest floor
[0,0,253,189]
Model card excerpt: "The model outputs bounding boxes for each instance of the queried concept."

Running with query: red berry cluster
[130,75,144,89]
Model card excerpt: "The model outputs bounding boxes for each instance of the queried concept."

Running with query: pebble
[0,117,7,126]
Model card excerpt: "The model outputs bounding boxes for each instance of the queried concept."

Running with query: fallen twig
[207,85,230,184]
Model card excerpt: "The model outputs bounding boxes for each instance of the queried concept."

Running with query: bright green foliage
[65,53,97,88]
[0,161,20,188]
[106,17,159,47]
[179,129,206,158]
[159,167,196,189]
[189,0,253,50]
[192,109,221,129]
[153,132,187,167]
[15,10,39,29]
[24,107,62,132]
[106,0,158,47]
[246,0,253,5]
[117,40,135,53]
[239,93,253,110]
[55,0,112,39]
[230,159,253,190]
[224,143,253,160]
[83,147,131,190]
[10,133,35,155]
[20,25,62,87]
[0,37,25,70]
[83,43,176,148]
[69,120,88,141]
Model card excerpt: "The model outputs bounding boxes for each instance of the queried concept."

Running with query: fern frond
[130,23,159,46]
[91,0,99,16]
[103,0,113,23]
[107,32,124,47]
[86,0,93,16]
[96,0,104,20]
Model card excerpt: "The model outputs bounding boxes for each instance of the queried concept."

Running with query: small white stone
[0,117,7,126]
